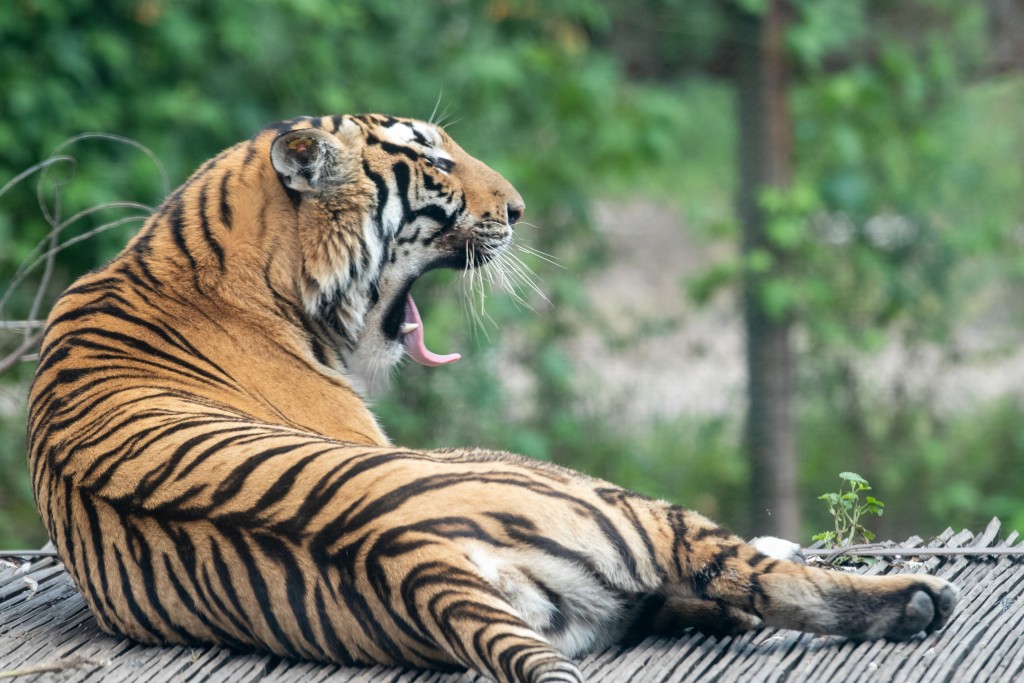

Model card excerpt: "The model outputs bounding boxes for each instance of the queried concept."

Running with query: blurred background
[2,0,1023,549]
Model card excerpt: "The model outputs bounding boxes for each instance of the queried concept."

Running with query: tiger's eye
[428,156,455,173]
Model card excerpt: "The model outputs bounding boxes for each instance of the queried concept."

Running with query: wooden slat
[1,524,1022,682]
[904,524,1024,683]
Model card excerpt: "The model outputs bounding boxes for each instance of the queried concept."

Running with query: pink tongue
[402,295,460,366]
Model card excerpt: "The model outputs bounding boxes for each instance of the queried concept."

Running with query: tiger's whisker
[516,244,565,269]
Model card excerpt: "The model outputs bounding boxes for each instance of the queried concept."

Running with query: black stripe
[78,415,192,486]
[413,205,453,245]
[219,171,233,230]
[668,507,691,580]
[137,425,258,498]
[252,532,319,657]
[402,561,504,667]
[313,584,356,664]
[174,429,282,482]
[694,526,734,540]
[198,183,225,271]
[363,161,390,231]
[323,533,409,663]
[242,138,260,167]
[112,546,164,641]
[596,487,662,577]
[50,338,218,398]
[210,444,299,507]
[69,326,230,387]
[123,520,200,642]
[161,552,247,648]
[366,133,423,162]
[281,456,363,539]
[220,528,298,657]
[208,536,258,641]
[197,560,255,642]
[248,449,329,511]
[691,544,739,598]
[168,200,199,277]
[392,161,412,220]
[48,298,237,387]
[131,237,164,289]
[61,276,125,297]
[77,487,118,618]
[421,168,447,193]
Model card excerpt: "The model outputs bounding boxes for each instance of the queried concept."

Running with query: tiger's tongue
[402,295,461,366]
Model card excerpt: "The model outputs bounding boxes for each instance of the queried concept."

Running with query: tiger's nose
[506,201,525,227]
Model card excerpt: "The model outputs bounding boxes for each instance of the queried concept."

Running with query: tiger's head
[266,114,524,392]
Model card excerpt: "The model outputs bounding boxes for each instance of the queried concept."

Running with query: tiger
[27,114,959,683]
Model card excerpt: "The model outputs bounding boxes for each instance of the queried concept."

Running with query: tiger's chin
[345,271,463,395]
[345,337,406,397]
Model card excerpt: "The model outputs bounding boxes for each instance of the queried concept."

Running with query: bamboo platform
[1,518,1022,682]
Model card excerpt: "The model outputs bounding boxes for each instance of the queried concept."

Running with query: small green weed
[812,472,885,549]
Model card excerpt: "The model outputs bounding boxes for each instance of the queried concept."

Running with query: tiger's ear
[271,128,351,194]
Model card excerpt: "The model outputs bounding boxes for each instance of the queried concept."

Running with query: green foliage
[811,472,884,548]
[685,1,1009,355]
[681,2,1024,541]
[802,390,1024,541]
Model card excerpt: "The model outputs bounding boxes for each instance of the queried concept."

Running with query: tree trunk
[988,0,1024,73]
[733,0,800,539]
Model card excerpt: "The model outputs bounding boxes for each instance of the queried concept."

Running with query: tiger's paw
[875,577,960,641]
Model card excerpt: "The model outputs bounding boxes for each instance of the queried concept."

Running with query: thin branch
[49,132,169,196]
[7,200,154,296]
[0,209,149,317]
[0,332,41,376]
[0,549,58,558]
[0,134,163,380]
[0,321,45,331]
[0,156,75,204]
[0,655,107,680]
[25,231,57,342]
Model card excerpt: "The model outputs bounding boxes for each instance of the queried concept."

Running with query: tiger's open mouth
[378,272,459,368]
[381,235,509,367]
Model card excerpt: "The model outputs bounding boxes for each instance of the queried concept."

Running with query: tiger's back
[28,115,958,683]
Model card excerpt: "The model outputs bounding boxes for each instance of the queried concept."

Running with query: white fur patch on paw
[749,536,806,564]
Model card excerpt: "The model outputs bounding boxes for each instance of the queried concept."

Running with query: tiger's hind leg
[747,560,958,640]
[624,536,801,642]
[653,507,959,642]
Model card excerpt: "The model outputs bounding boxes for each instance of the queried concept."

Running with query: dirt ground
[562,199,1024,424]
